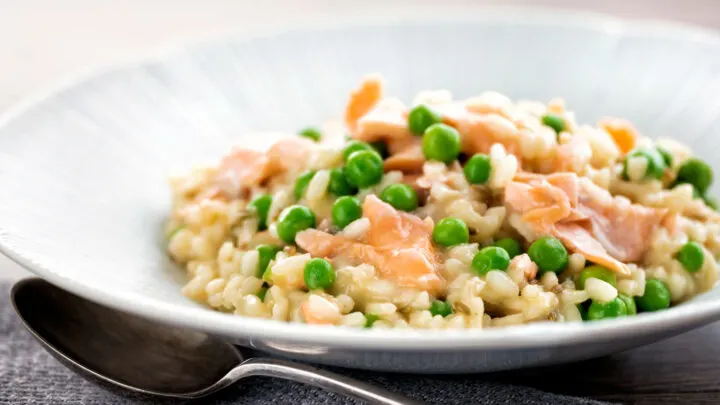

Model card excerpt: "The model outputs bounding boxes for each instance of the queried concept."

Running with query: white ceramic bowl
[2,7,720,373]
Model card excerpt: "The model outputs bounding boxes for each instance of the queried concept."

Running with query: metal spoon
[11,278,422,405]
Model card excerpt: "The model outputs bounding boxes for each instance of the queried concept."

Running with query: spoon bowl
[11,278,420,404]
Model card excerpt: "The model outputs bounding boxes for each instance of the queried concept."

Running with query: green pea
[408,104,443,135]
[342,140,375,161]
[380,184,418,212]
[263,267,273,283]
[463,153,492,185]
[587,297,628,321]
[345,150,384,188]
[704,194,718,211]
[256,286,268,301]
[541,113,566,134]
[364,314,379,328]
[422,123,461,163]
[635,279,671,312]
[298,127,322,142]
[304,258,336,290]
[429,300,453,317]
[493,238,522,259]
[676,158,714,194]
[657,147,673,168]
[472,246,511,276]
[690,185,702,199]
[675,241,704,273]
[432,217,470,247]
[577,301,591,321]
[248,194,272,231]
[331,196,363,229]
[256,244,282,277]
[294,170,316,199]
[528,236,569,274]
[617,294,637,316]
[276,205,316,244]
[576,265,617,289]
[327,167,357,196]
[622,148,666,181]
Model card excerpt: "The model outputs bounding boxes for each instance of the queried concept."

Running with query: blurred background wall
[2,0,719,110]
[0,0,718,278]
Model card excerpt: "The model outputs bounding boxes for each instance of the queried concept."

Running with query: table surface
[495,323,720,404]
[2,1,720,404]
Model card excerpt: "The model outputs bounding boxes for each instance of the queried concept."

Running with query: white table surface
[1,0,719,280]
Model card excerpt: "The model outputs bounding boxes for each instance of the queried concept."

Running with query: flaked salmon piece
[384,149,424,173]
[553,222,629,275]
[360,196,443,293]
[295,229,377,263]
[505,173,579,234]
[430,103,523,162]
[457,95,538,133]
[546,173,580,205]
[512,171,544,182]
[505,181,571,234]
[456,113,521,158]
[598,117,638,155]
[215,148,269,197]
[438,107,524,166]
[194,186,232,202]
[512,172,578,195]
[375,247,441,293]
[363,195,433,248]
[213,137,315,198]
[353,98,412,142]
[387,135,417,155]
[576,179,667,262]
[505,173,665,275]
[266,137,316,176]
[296,228,443,294]
[345,74,384,133]
[344,76,412,142]
[402,173,423,188]
[295,196,444,294]
[555,135,592,172]
[514,172,581,201]
[295,229,340,257]
[349,88,524,169]
[384,138,424,173]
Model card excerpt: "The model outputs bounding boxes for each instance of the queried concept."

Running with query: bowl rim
[2,5,720,350]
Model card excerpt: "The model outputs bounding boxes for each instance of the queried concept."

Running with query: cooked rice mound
[166,75,720,329]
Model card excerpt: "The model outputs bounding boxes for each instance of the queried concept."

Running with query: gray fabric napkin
[0,281,610,405]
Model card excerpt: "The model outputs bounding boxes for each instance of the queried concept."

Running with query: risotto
[166,74,720,329]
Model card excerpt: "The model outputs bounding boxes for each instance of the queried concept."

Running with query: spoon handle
[235,357,425,405]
